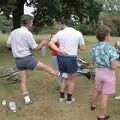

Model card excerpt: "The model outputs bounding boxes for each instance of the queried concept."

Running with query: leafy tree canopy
[33,0,103,31]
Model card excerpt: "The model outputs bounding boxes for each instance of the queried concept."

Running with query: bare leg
[89,88,101,105]
[60,79,67,93]
[98,93,109,117]
[35,61,59,76]
[63,73,77,103]
[67,73,76,94]
[19,70,28,94]
[19,70,31,104]
[59,79,67,101]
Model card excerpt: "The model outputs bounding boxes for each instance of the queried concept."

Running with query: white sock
[99,116,105,118]
[22,91,29,96]
[24,95,31,104]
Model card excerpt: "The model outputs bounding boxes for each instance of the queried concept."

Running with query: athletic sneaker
[114,96,120,100]
[59,97,66,102]
[59,94,67,102]
[90,104,96,111]
[97,115,111,120]
[66,98,76,104]
[24,95,32,105]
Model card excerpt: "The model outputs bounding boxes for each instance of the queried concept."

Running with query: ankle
[91,104,96,110]
[22,91,29,96]
[67,93,72,101]
[97,115,110,120]
[60,92,65,98]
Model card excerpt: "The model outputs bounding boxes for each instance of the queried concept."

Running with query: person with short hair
[113,41,120,100]
[49,19,85,104]
[114,41,120,60]
[6,14,59,105]
[90,25,119,120]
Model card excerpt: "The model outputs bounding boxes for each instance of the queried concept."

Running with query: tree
[86,0,103,24]
[33,0,61,31]
[33,0,103,31]
[12,0,26,29]
[0,0,28,29]
[103,0,120,12]
[0,0,103,30]
[0,15,12,33]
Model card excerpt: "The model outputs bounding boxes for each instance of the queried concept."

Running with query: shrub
[0,15,12,33]
[103,16,120,36]
[76,23,96,35]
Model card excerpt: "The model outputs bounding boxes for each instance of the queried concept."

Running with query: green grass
[0,33,120,120]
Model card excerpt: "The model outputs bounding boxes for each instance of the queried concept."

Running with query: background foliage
[0,0,120,35]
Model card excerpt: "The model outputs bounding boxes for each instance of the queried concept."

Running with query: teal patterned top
[90,41,119,68]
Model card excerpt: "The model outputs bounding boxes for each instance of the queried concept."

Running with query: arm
[89,47,96,69]
[35,40,48,50]
[48,37,67,55]
[78,32,86,51]
[79,44,86,51]
[6,33,12,48]
[6,33,12,51]
[6,40,11,48]
[26,33,43,51]
[48,37,60,53]
[109,46,119,70]
[111,60,118,70]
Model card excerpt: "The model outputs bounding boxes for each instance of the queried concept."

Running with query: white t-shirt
[52,27,85,56]
[8,26,38,58]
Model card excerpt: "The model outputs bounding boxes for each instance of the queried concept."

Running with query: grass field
[0,33,120,120]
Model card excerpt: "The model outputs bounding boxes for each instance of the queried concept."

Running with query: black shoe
[104,115,111,120]
[90,104,96,110]
[97,118,105,120]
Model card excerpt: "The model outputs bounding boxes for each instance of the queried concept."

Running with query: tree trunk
[12,0,26,29]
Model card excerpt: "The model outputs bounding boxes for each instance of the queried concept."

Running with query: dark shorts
[15,55,37,70]
[57,55,77,74]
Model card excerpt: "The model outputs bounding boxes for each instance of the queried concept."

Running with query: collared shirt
[52,27,85,56]
[8,26,38,58]
[90,41,119,68]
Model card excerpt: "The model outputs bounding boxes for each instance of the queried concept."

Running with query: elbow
[32,46,40,50]
[80,45,86,51]
[48,42,52,47]
[111,60,118,70]
[6,43,11,48]
[5,43,12,51]
[6,40,11,48]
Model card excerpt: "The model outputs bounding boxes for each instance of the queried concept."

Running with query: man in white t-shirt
[6,15,59,104]
[49,19,85,104]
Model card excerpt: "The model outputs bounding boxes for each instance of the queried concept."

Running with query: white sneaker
[66,98,76,104]
[114,96,120,100]
[59,97,66,102]
[24,95,32,105]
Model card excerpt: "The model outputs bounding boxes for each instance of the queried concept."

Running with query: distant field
[0,33,120,120]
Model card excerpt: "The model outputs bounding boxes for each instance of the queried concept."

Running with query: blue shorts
[57,55,77,74]
[15,55,37,70]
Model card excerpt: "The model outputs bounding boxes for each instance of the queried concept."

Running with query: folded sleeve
[26,32,38,49]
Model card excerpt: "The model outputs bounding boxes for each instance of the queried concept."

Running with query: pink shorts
[95,68,116,94]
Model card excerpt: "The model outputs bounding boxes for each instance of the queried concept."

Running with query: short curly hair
[96,25,111,41]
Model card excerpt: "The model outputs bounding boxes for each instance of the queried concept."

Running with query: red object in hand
[50,33,59,56]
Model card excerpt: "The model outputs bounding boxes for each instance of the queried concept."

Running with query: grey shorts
[15,55,37,70]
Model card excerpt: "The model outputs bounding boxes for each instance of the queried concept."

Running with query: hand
[58,49,68,56]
